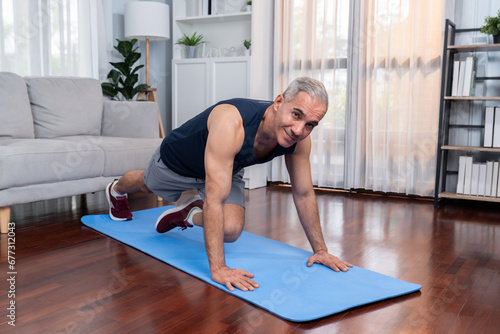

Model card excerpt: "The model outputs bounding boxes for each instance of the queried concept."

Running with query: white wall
[112,0,173,134]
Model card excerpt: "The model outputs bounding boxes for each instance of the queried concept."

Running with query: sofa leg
[80,194,88,210]
[0,206,11,234]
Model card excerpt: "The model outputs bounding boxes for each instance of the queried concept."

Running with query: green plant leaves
[176,32,205,46]
[102,39,150,100]
[480,9,500,36]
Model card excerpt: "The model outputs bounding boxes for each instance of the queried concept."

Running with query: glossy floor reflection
[1,185,499,333]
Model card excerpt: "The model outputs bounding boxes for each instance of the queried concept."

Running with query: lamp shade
[124,1,170,41]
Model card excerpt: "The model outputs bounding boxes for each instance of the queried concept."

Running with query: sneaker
[106,180,133,221]
[156,196,203,233]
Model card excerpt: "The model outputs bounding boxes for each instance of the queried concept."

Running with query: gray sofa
[0,72,163,233]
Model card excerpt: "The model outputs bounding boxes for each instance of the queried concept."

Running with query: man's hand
[212,266,259,292]
[307,250,353,272]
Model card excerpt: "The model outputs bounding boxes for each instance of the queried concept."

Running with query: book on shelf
[462,56,477,97]
[186,0,212,16]
[478,163,486,196]
[463,156,473,195]
[484,106,495,147]
[202,0,211,16]
[493,162,500,197]
[457,157,500,197]
[486,161,494,196]
[456,156,466,194]
[494,108,500,148]
[470,163,480,196]
[457,60,466,97]
[452,60,460,96]
[452,57,477,97]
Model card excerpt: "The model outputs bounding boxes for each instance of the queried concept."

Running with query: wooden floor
[1,185,499,333]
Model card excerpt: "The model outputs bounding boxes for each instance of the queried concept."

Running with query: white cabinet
[172,57,250,128]
[172,59,209,128]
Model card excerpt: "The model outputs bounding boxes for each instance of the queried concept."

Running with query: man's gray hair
[282,77,329,110]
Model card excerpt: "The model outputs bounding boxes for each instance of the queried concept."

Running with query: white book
[452,60,460,96]
[485,161,493,196]
[484,107,495,147]
[462,57,475,97]
[492,162,499,197]
[478,164,487,196]
[494,108,500,148]
[456,156,467,194]
[457,60,467,96]
[471,163,480,195]
[202,0,210,15]
[463,156,473,195]
[497,162,500,197]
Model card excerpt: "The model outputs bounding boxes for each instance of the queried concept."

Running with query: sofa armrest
[101,101,160,139]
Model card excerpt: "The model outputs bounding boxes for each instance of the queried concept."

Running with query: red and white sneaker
[156,196,203,233]
[106,180,133,221]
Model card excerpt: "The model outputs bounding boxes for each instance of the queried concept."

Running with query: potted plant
[102,39,150,100]
[246,1,252,12]
[176,32,206,58]
[480,9,500,43]
[243,39,251,56]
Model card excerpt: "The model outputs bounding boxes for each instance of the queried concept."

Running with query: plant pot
[187,45,197,58]
[246,5,252,12]
[244,49,250,56]
[493,34,500,44]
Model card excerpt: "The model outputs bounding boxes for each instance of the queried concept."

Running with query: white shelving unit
[172,2,251,60]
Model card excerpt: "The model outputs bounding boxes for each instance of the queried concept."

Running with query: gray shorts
[143,147,246,208]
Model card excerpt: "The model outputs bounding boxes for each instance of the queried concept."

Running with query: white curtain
[273,0,443,196]
[272,0,350,188]
[0,0,112,79]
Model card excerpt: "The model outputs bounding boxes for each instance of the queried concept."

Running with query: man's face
[273,92,326,148]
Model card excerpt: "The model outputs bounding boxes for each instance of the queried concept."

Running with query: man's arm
[285,137,353,271]
[204,104,259,291]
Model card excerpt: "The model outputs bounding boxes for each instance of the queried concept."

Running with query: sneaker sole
[106,182,130,221]
[155,196,201,233]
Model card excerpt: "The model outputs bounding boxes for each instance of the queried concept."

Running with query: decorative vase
[493,34,500,44]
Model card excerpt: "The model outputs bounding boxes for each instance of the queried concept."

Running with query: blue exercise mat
[81,207,421,322]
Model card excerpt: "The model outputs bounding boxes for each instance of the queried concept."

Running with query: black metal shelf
[434,19,500,208]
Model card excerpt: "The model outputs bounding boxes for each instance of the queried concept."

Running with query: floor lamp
[124,1,170,138]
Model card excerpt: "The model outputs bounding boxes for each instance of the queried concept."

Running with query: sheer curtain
[272,0,350,188]
[347,0,442,196]
[273,0,443,196]
[0,0,112,79]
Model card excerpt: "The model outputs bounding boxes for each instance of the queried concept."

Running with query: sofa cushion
[102,101,160,139]
[60,136,161,177]
[0,72,35,138]
[25,77,103,138]
[0,137,104,190]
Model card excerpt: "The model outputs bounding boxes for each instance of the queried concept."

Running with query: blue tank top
[160,98,297,179]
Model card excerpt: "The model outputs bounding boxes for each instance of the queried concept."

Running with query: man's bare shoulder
[207,104,243,131]
[206,104,245,154]
[207,103,243,132]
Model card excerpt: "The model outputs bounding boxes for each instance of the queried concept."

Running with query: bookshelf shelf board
[441,145,500,152]
[444,96,500,101]
[448,44,500,52]
[176,12,251,24]
[439,192,500,203]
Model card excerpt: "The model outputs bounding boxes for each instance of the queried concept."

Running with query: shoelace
[114,196,130,211]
